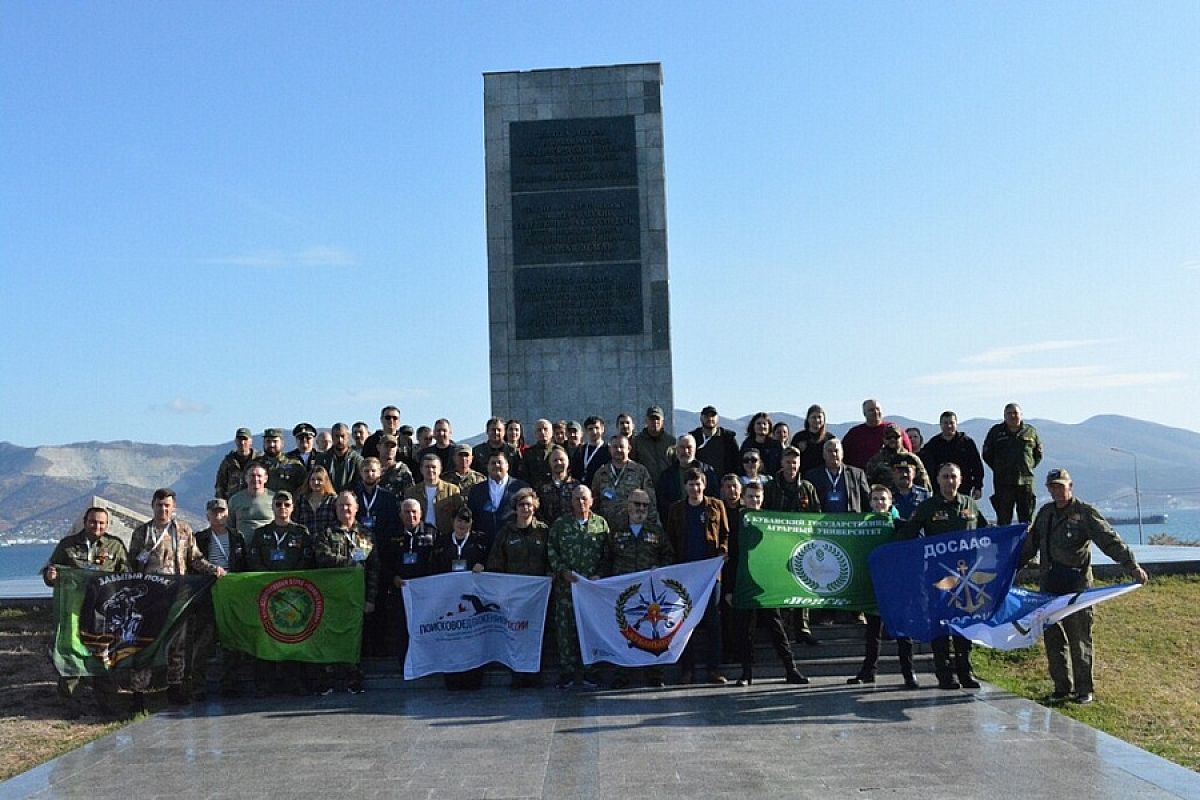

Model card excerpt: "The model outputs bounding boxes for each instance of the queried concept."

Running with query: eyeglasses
[274,501,293,507]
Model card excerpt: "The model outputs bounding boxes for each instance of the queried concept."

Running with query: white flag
[402,571,551,680]
[572,557,723,667]
[951,583,1142,650]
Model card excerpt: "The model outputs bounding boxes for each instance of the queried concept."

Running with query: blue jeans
[681,580,722,674]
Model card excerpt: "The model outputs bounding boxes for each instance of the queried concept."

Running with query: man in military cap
[43,506,132,717]
[258,427,307,495]
[1022,469,1147,705]
[690,406,740,479]
[246,489,314,695]
[606,489,673,688]
[563,420,583,458]
[287,422,319,472]
[193,498,248,698]
[378,434,415,496]
[631,405,674,486]
[444,444,486,495]
[214,427,259,500]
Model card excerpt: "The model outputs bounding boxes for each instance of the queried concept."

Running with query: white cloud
[157,397,211,414]
[201,246,356,269]
[961,339,1116,366]
[912,366,1185,394]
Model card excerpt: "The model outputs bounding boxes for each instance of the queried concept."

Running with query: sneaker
[707,671,728,685]
[319,686,336,697]
[1074,692,1095,705]
[347,684,366,695]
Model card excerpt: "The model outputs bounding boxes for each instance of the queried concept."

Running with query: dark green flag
[213,569,364,663]
[734,511,896,611]
[52,568,215,677]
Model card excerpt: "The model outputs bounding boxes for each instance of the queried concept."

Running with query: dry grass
[973,575,1200,772]
[0,605,130,781]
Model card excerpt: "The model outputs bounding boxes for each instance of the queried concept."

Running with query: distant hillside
[3,412,1198,542]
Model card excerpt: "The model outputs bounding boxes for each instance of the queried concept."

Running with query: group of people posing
[43,399,1148,717]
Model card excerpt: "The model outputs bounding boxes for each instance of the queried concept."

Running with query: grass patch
[0,604,130,781]
[973,575,1200,772]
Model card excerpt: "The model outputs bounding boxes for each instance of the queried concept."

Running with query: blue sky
[2,2,1197,447]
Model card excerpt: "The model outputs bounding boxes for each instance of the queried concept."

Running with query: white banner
[951,583,1142,650]
[572,557,723,667]
[402,571,551,679]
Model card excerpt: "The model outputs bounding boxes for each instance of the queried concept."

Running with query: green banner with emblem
[213,568,364,663]
[733,511,896,611]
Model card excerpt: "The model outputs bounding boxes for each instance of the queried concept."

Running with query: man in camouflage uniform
[606,489,673,688]
[257,427,307,495]
[128,489,225,704]
[444,444,486,495]
[591,434,659,528]
[42,506,131,717]
[312,491,379,693]
[246,490,314,695]
[547,485,611,689]
[214,427,259,500]
[377,434,415,496]
[1022,469,1148,705]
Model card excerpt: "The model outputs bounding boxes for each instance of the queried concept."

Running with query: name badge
[828,489,844,504]
[362,515,376,529]
[451,559,468,572]
[137,551,150,563]
[602,489,616,500]
[351,547,368,563]
[270,549,286,562]
[402,551,418,565]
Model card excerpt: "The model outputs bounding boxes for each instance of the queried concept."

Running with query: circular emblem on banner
[258,576,324,643]
[789,540,852,595]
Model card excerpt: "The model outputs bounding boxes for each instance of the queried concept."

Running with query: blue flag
[951,583,1142,650]
[867,524,1027,642]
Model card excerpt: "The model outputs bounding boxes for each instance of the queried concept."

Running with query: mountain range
[2,412,1197,542]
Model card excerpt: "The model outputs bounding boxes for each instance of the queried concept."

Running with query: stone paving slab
[3,678,1198,799]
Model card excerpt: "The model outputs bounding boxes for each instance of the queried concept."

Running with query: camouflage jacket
[590,460,659,529]
[548,514,611,588]
[256,453,308,494]
[43,532,131,585]
[608,522,673,575]
[215,448,260,499]
[129,520,220,576]
[381,462,415,496]
[312,522,379,604]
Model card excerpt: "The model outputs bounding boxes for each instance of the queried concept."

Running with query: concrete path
[3,678,1197,799]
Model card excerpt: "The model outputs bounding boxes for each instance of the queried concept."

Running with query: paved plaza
[3,677,1198,799]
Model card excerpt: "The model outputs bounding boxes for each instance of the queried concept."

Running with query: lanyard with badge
[402,530,419,565]
[360,487,379,530]
[451,533,471,572]
[604,463,626,500]
[271,528,289,563]
[345,528,369,564]
[825,468,845,506]
[139,523,174,565]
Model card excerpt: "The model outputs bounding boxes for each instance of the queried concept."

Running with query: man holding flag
[1022,469,1147,705]
[897,463,988,690]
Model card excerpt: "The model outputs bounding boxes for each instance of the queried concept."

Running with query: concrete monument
[483,62,673,427]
